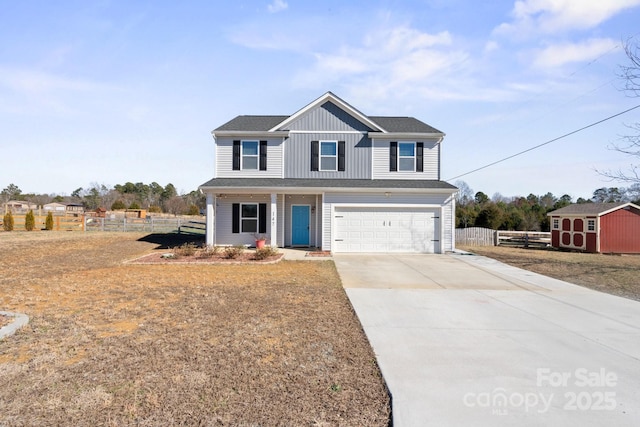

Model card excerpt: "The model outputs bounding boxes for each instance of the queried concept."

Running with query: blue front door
[292,205,310,246]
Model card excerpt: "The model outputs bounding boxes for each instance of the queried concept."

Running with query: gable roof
[213,92,443,137]
[548,202,640,216]
[269,91,385,132]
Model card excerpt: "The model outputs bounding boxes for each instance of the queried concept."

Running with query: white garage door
[333,207,439,253]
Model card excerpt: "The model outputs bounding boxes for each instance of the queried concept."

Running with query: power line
[446,103,640,181]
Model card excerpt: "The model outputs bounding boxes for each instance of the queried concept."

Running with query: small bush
[25,210,35,231]
[253,246,279,260]
[187,204,200,216]
[3,212,14,231]
[129,202,141,210]
[148,205,162,213]
[45,211,54,230]
[111,200,126,210]
[197,246,220,258]
[173,242,198,258]
[223,245,245,259]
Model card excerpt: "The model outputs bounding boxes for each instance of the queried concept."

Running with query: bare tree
[600,38,640,183]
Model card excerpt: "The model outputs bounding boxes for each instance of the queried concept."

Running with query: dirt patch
[0,231,390,426]
[459,245,640,301]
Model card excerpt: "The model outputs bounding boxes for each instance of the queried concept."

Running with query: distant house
[5,200,37,212]
[43,202,85,214]
[547,202,640,253]
[43,202,67,212]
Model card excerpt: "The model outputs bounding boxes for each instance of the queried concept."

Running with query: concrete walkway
[334,253,640,427]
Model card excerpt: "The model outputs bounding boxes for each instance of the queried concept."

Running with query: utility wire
[446,103,640,181]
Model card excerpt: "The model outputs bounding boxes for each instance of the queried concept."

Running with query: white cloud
[267,0,288,13]
[532,38,618,68]
[495,0,640,36]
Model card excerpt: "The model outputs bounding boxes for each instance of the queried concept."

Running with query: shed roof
[548,202,640,216]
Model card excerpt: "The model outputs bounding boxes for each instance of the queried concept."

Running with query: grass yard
[459,245,640,301]
[0,232,390,426]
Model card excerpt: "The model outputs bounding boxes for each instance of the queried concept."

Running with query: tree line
[455,181,640,231]
[1,182,205,216]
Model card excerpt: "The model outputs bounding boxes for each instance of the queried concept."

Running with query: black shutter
[232,203,240,233]
[389,141,397,172]
[233,140,241,170]
[259,140,267,171]
[338,141,345,172]
[258,203,267,234]
[416,142,424,172]
[311,140,319,171]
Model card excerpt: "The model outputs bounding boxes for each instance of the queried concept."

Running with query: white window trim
[587,219,595,231]
[241,203,258,233]
[319,140,338,171]
[552,218,559,230]
[241,140,259,170]
[398,141,416,172]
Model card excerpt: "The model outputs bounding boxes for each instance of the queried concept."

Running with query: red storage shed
[547,202,640,253]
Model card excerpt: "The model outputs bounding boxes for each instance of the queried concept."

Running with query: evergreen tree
[45,211,54,230]
[3,211,14,231]
[25,209,35,231]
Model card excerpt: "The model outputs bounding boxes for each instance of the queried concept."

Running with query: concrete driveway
[334,253,640,427]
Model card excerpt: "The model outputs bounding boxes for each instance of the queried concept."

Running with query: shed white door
[333,207,438,253]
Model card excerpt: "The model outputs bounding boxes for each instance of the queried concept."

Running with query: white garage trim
[331,204,444,253]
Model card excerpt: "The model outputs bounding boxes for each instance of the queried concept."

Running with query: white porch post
[270,193,278,247]
[205,192,215,247]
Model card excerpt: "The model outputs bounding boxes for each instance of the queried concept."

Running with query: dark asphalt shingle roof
[548,203,631,216]
[214,112,442,134]
[200,178,457,190]
[369,116,442,134]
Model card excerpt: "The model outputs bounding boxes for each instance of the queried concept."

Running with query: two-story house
[199,92,457,253]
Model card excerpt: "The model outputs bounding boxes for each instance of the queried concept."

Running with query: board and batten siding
[284,102,373,132]
[285,132,372,179]
[321,192,455,252]
[372,139,440,180]
[215,137,284,178]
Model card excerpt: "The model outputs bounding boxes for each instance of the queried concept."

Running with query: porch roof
[199,178,457,193]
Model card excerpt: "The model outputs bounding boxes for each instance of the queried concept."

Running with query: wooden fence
[456,227,496,246]
[1,214,85,231]
[1,214,206,234]
[456,227,551,248]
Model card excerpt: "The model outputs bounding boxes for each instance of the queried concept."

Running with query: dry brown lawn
[459,245,640,301]
[0,232,390,426]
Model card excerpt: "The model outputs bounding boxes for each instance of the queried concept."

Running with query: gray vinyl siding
[285,133,371,179]
[215,195,277,246]
[215,137,284,178]
[322,192,455,252]
[372,139,440,180]
[284,195,321,247]
[285,102,373,132]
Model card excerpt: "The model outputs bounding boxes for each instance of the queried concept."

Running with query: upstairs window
[311,140,345,172]
[398,142,415,171]
[242,141,259,170]
[320,141,337,171]
[390,141,424,172]
[233,140,267,171]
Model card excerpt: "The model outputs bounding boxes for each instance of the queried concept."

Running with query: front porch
[204,192,323,249]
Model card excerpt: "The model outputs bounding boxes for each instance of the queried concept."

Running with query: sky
[1,0,640,201]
